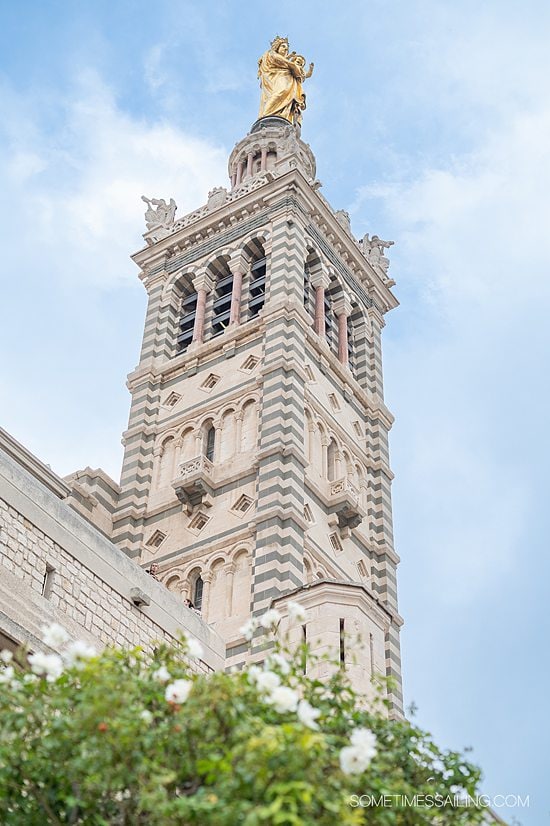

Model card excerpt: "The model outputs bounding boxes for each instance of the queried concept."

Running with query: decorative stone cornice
[271,579,404,628]
[132,170,397,317]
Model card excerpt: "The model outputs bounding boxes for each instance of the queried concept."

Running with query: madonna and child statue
[257,36,314,126]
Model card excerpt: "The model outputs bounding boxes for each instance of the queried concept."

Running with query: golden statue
[258,36,314,125]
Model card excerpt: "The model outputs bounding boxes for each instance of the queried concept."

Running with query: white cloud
[144,44,168,92]
[360,77,550,604]
[0,70,228,290]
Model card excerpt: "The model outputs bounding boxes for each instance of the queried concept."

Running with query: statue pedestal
[250,116,294,134]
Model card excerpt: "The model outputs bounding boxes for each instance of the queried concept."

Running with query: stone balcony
[172,456,214,514]
[328,477,364,530]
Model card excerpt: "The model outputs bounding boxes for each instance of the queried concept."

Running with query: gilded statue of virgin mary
[257,36,314,125]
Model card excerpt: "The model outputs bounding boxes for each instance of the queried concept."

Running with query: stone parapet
[0,438,224,672]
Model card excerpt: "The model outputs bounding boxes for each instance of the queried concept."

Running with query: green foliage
[0,629,486,825]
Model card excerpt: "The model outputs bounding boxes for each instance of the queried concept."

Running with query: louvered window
[248,257,266,318]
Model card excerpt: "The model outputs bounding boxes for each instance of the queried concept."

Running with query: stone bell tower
[110,46,403,713]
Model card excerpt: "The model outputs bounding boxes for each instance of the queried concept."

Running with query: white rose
[350,727,377,759]
[239,618,257,641]
[255,670,281,693]
[266,652,291,675]
[287,601,307,623]
[265,685,299,713]
[152,665,171,683]
[63,640,96,668]
[0,650,13,664]
[186,637,203,660]
[297,699,321,730]
[28,652,64,682]
[165,679,192,704]
[247,664,263,683]
[339,745,374,775]
[259,609,282,630]
[139,709,153,723]
[23,673,38,684]
[0,666,15,685]
[41,623,69,648]
[339,729,377,776]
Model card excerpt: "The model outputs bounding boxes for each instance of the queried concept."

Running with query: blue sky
[1,2,549,822]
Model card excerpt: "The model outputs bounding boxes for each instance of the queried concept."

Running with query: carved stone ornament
[360,233,395,273]
[141,196,177,231]
[207,187,228,212]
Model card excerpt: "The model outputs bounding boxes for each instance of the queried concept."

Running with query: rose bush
[0,615,486,825]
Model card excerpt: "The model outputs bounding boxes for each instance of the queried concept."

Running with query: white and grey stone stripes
[110,148,403,713]
[251,213,308,625]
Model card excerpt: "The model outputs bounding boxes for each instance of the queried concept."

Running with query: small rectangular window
[189,512,209,533]
[339,618,345,669]
[165,392,181,408]
[232,494,253,515]
[329,532,343,552]
[42,563,55,599]
[241,355,260,372]
[201,373,220,391]
[328,393,341,411]
[147,530,166,548]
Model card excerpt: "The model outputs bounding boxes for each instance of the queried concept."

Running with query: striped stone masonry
[63,121,403,713]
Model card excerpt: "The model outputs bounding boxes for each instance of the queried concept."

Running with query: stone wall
[0,428,224,672]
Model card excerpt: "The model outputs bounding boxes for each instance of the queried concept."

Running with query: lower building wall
[0,439,224,673]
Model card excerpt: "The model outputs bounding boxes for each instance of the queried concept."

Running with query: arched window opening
[204,423,216,463]
[347,314,356,376]
[211,259,233,337]
[240,400,258,452]
[249,256,266,318]
[177,287,198,353]
[193,575,204,611]
[157,437,176,489]
[303,251,320,320]
[327,439,337,482]
[166,576,181,593]
[304,264,311,311]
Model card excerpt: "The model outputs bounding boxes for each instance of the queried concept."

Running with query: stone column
[236,160,243,186]
[333,294,353,367]
[260,146,268,171]
[224,562,235,616]
[231,168,237,188]
[246,151,254,178]
[310,269,331,337]
[335,449,344,481]
[307,419,316,464]
[191,272,215,345]
[229,251,247,326]
[212,417,222,463]
[201,572,213,618]
[235,411,243,452]
[321,436,329,478]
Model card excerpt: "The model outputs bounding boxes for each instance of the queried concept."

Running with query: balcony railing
[329,478,360,504]
[176,455,214,480]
